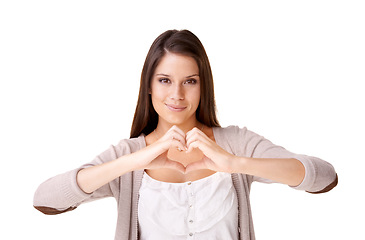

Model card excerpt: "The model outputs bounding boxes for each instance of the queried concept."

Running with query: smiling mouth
[165,104,187,112]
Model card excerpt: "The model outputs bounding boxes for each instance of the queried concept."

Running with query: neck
[155,118,203,135]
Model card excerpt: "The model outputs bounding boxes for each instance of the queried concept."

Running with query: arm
[77,141,186,193]
[238,127,338,193]
[185,129,304,186]
[185,126,337,193]
[231,156,305,187]
[33,144,131,215]
[34,127,186,214]
[76,150,141,194]
[77,126,187,193]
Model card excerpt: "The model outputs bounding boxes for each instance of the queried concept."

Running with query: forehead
[155,52,199,76]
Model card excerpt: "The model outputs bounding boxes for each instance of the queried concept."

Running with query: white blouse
[138,171,239,240]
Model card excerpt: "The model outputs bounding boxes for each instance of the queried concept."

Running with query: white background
[1,0,364,239]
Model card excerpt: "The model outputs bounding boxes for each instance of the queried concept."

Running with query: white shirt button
[189,219,194,223]
[189,233,193,236]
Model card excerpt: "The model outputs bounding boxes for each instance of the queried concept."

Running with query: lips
[165,103,187,112]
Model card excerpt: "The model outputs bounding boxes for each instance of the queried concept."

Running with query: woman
[34,30,338,240]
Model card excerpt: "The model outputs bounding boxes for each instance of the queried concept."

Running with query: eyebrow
[156,73,199,78]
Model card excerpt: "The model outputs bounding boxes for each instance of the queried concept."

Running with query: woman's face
[150,52,201,127]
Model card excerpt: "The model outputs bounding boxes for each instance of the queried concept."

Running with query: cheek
[190,88,201,107]
[150,89,167,113]
[151,94,163,111]
[150,85,165,102]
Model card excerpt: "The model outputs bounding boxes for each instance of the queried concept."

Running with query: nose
[169,83,184,100]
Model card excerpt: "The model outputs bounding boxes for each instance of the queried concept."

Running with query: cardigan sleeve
[33,140,132,215]
[225,125,338,193]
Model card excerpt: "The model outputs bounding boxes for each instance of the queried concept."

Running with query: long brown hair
[130,29,220,138]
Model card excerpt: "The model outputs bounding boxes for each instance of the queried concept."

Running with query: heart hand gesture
[139,125,237,174]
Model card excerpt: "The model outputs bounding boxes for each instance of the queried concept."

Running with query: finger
[158,133,186,151]
[186,138,210,154]
[170,138,188,152]
[164,159,186,174]
[185,140,197,153]
[186,127,202,139]
[169,125,186,137]
[164,128,186,146]
[166,125,186,142]
[157,137,187,153]
[185,131,197,147]
[172,133,187,147]
[186,131,210,149]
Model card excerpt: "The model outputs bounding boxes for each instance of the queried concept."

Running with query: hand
[185,127,237,173]
[137,125,187,173]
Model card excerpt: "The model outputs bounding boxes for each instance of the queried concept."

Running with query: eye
[184,79,198,85]
[158,78,171,84]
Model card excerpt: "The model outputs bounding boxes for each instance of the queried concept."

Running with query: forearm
[233,156,305,186]
[77,152,140,194]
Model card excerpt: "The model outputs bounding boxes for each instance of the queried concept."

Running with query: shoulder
[213,125,248,140]
[213,125,266,156]
[214,125,265,141]
[115,135,146,155]
[213,125,248,154]
[96,135,145,162]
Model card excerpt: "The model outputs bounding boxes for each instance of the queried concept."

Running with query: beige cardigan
[34,126,338,240]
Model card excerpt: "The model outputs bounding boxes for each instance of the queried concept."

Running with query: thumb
[185,160,207,174]
[164,159,186,174]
